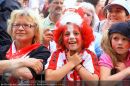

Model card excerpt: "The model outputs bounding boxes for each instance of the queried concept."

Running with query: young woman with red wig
[45,8,99,85]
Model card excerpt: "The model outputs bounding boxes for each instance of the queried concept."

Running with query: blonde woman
[0,9,50,85]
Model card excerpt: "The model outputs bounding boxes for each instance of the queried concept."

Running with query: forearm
[0,59,25,73]
[46,62,75,81]
[12,67,33,80]
[75,65,99,86]
[0,60,12,74]
[76,65,99,81]
[101,68,129,81]
[100,69,130,86]
[10,59,26,69]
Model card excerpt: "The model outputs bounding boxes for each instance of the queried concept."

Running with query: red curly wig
[54,19,94,50]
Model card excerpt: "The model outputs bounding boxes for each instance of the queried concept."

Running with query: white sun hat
[60,11,83,26]
[104,0,130,15]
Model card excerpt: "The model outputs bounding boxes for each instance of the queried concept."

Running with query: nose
[18,25,24,30]
[69,33,75,40]
[117,39,123,45]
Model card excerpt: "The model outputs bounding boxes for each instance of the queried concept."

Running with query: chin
[55,12,62,16]
[16,38,28,42]
[69,49,76,51]
[69,46,79,51]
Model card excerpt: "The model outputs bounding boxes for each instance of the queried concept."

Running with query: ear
[126,15,130,21]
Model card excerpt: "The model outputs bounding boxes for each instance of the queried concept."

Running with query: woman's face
[82,7,93,25]
[63,24,83,52]
[107,5,128,22]
[111,33,130,56]
[12,15,36,43]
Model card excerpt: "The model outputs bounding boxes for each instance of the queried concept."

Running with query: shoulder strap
[97,22,101,32]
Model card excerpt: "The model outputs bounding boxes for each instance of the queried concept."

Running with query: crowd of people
[0,0,130,86]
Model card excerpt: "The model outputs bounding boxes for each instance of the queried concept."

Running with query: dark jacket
[0,29,12,47]
[0,0,21,31]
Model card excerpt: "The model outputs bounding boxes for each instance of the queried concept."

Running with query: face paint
[124,42,130,49]
[63,23,83,53]
[67,24,75,40]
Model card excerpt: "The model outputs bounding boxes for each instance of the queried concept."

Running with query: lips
[69,41,76,44]
[16,33,26,36]
[55,7,62,13]
[115,47,124,52]
[116,46,123,49]
[16,33,25,34]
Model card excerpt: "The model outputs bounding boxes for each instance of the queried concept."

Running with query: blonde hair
[7,8,43,44]
[101,30,119,66]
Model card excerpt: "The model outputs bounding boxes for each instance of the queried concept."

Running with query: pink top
[99,53,113,69]
[99,51,130,69]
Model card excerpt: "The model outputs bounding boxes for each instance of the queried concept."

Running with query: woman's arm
[10,58,43,80]
[11,67,33,80]
[0,58,42,73]
[11,46,50,80]
[0,60,15,74]
[0,58,43,80]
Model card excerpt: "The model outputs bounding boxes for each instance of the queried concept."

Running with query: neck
[43,41,50,48]
[49,13,61,23]
[118,52,129,62]
[69,49,82,56]
[69,50,77,56]
[14,41,32,51]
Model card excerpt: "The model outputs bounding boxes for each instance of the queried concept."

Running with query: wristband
[77,65,83,72]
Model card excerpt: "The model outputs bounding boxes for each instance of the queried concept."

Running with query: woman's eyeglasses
[12,23,36,29]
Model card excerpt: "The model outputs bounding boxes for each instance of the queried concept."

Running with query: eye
[122,37,129,41]
[60,2,63,5]
[86,13,91,17]
[53,1,63,5]
[23,24,30,28]
[74,32,80,36]
[112,36,119,41]
[12,24,21,28]
[64,32,70,36]
[53,2,60,4]
[23,24,35,28]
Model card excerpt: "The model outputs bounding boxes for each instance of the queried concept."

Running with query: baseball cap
[109,21,130,39]
[104,0,130,15]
